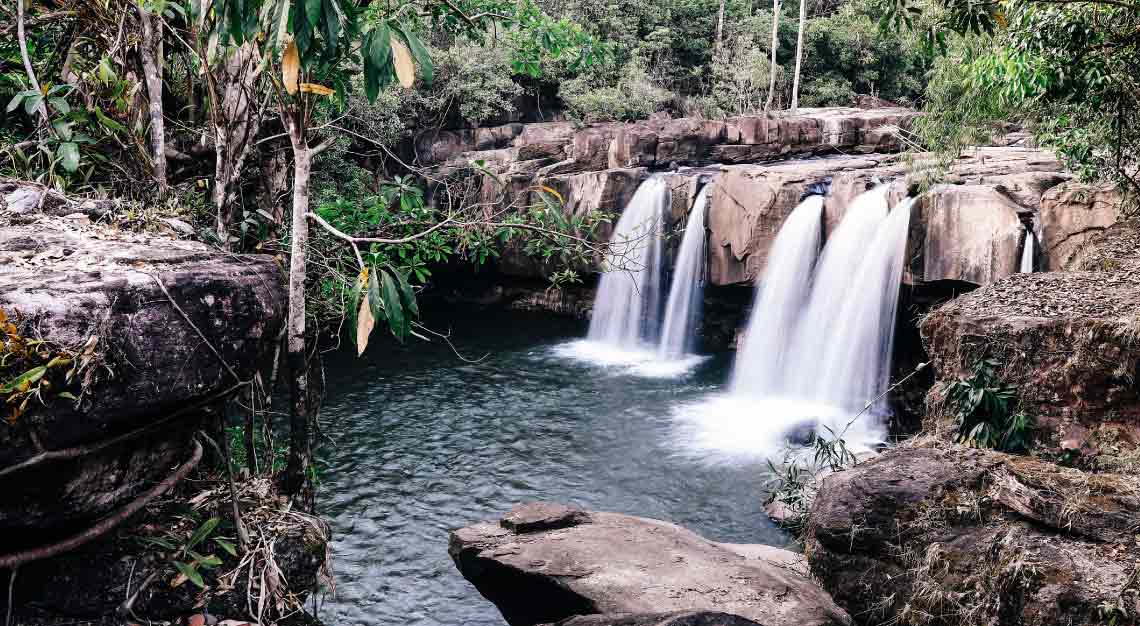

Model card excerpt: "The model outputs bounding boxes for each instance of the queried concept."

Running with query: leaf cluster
[947,358,1034,453]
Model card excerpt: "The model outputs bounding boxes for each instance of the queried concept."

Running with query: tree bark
[16,0,49,123]
[790,0,807,112]
[210,43,264,246]
[137,0,167,192]
[716,0,727,51]
[282,114,312,497]
[765,0,781,112]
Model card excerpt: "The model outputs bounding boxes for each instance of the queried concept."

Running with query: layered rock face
[920,219,1139,457]
[451,502,851,626]
[0,193,285,545]
[806,445,1140,626]
[423,109,1098,293]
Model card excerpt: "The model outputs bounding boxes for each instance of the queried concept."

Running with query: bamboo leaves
[350,265,420,354]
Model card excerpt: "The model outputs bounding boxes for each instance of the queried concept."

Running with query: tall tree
[790,0,806,111]
[716,0,727,51]
[136,0,167,192]
[765,0,781,111]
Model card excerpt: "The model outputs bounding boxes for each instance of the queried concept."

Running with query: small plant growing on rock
[947,358,1034,453]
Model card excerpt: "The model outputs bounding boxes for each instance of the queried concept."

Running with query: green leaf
[197,554,224,568]
[368,267,384,322]
[0,365,48,394]
[49,97,70,115]
[23,94,43,116]
[174,561,206,589]
[305,0,321,29]
[214,538,238,557]
[187,517,220,549]
[395,269,419,320]
[58,142,80,173]
[380,268,406,340]
[57,391,78,401]
[52,121,73,141]
[391,24,433,86]
[6,93,26,113]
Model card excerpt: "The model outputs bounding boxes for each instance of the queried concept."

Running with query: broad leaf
[214,538,239,556]
[173,561,206,589]
[0,366,47,394]
[187,517,220,549]
[395,269,419,320]
[58,142,80,173]
[392,24,433,86]
[283,40,301,94]
[390,35,415,89]
[356,293,374,356]
[380,268,406,340]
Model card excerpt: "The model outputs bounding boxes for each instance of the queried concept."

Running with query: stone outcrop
[449,502,851,626]
[0,191,284,545]
[1039,182,1122,270]
[806,445,1140,626]
[920,220,1140,458]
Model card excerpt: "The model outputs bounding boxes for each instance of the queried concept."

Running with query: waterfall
[1020,228,1036,273]
[808,198,914,413]
[586,177,668,349]
[673,186,914,459]
[658,186,710,359]
[731,195,824,395]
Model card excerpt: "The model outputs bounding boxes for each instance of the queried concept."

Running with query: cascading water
[674,186,915,459]
[1020,228,1036,273]
[658,186,710,359]
[783,186,890,398]
[730,195,824,395]
[809,198,914,414]
[586,177,669,349]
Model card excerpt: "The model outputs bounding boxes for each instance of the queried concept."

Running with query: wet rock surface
[806,445,1140,626]
[450,502,851,626]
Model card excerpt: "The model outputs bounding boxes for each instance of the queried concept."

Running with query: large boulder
[449,502,852,626]
[920,220,1140,455]
[1039,182,1122,270]
[0,203,284,545]
[806,445,1140,626]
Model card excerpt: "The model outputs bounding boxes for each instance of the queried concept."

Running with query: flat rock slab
[450,502,851,626]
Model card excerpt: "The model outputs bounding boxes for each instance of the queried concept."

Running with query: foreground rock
[920,220,1139,461]
[449,502,851,626]
[806,445,1140,626]
[0,188,284,543]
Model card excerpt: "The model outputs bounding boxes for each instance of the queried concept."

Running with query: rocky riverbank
[0,182,325,624]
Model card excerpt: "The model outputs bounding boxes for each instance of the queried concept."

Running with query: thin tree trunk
[137,1,167,192]
[210,44,264,246]
[716,0,727,51]
[16,0,49,123]
[244,384,258,474]
[217,411,250,549]
[282,116,312,496]
[790,0,806,112]
[764,0,781,112]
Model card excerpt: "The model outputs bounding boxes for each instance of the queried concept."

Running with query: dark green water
[316,310,788,626]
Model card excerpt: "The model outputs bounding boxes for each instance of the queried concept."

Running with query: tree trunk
[211,43,264,246]
[765,0,781,112]
[16,0,49,123]
[716,0,727,52]
[282,116,312,497]
[137,1,167,192]
[790,0,807,112]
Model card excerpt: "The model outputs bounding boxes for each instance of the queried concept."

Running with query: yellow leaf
[390,36,415,89]
[539,185,564,204]
[282,41,300,95]
[300,82,335,96]
[356,295,375,356]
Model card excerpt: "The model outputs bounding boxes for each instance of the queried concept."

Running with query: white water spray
[731,195,824,395]
[1020,227,1036,273]
[586,177,668,349]
[658,186,710,359]
[675,186,915,459]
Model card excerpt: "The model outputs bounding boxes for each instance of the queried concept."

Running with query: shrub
[946,358,1035,453]
[560,57,674,122]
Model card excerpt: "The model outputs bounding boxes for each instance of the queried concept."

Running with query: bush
[947,358,1034,453]
[560,56,674,122]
